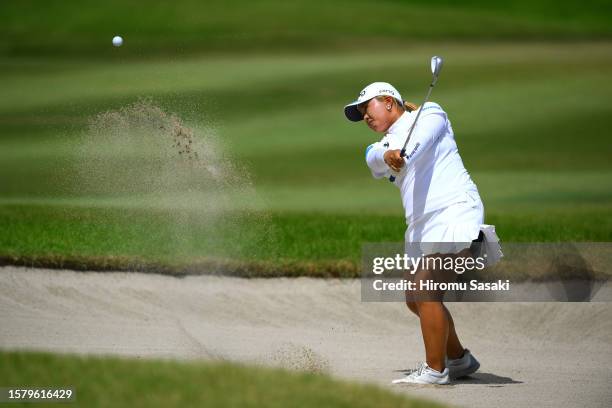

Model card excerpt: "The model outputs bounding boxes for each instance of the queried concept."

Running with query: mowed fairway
[1,42,612,271]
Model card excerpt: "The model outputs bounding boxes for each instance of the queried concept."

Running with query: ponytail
[403,101,419,112]
[375,96,419,112]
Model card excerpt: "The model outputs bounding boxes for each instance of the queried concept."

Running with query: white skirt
[405,190,503,266]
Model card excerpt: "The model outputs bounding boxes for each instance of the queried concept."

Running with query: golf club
[389,55,443,182]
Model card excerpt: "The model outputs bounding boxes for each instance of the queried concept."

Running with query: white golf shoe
[392,362,450,385]
[446,349,480,379]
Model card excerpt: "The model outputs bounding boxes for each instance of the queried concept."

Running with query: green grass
[1,0,612,57]
[1,203,610,277]
[1,20,611,275]
[0,350,444,408]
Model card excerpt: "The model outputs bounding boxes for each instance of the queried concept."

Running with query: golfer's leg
[404,269,420,317]
[414,303,465,359]
[444,304,465,359]
[417,301,448,373]
[406,301,419,316]
[443,249,469,359]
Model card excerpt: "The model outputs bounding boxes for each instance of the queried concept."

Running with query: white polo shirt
[365,102,480,224]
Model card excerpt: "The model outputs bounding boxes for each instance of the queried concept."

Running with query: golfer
[344,82,501,385]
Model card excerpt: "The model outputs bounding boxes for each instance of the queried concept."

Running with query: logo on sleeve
[406,142,421,160]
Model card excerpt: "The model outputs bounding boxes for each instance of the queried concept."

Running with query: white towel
[479,224,503,267]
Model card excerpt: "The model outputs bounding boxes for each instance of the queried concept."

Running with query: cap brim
[344,101,364,122]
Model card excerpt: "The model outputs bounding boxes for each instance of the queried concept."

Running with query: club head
[430,56,443,81]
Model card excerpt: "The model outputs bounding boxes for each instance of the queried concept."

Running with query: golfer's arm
[402,112,446,165]
[365,143,390,179]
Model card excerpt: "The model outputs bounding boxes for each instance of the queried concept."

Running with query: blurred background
[1,0,611,272]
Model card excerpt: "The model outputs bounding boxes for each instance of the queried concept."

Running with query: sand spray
[71,98,272,263]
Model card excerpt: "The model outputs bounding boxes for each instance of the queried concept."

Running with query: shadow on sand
[394,369,523,385]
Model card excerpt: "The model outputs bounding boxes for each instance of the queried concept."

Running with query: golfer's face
[358,98,389,133]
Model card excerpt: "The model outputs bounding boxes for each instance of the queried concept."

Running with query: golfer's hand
[384,149,405,173]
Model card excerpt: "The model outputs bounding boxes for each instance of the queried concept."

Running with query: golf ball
[112,36,123,47]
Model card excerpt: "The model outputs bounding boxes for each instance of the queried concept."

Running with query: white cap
[344,82,403,122]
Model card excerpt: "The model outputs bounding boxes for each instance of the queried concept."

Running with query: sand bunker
[1,267,611,408]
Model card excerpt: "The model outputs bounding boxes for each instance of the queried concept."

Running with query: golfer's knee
[406,301,419,316]
[414,301,443,310]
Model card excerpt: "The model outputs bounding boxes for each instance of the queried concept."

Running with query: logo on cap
[359,90,366,97]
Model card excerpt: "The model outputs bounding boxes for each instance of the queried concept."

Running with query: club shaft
[399,82,435,154]
[388,80,437,182]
